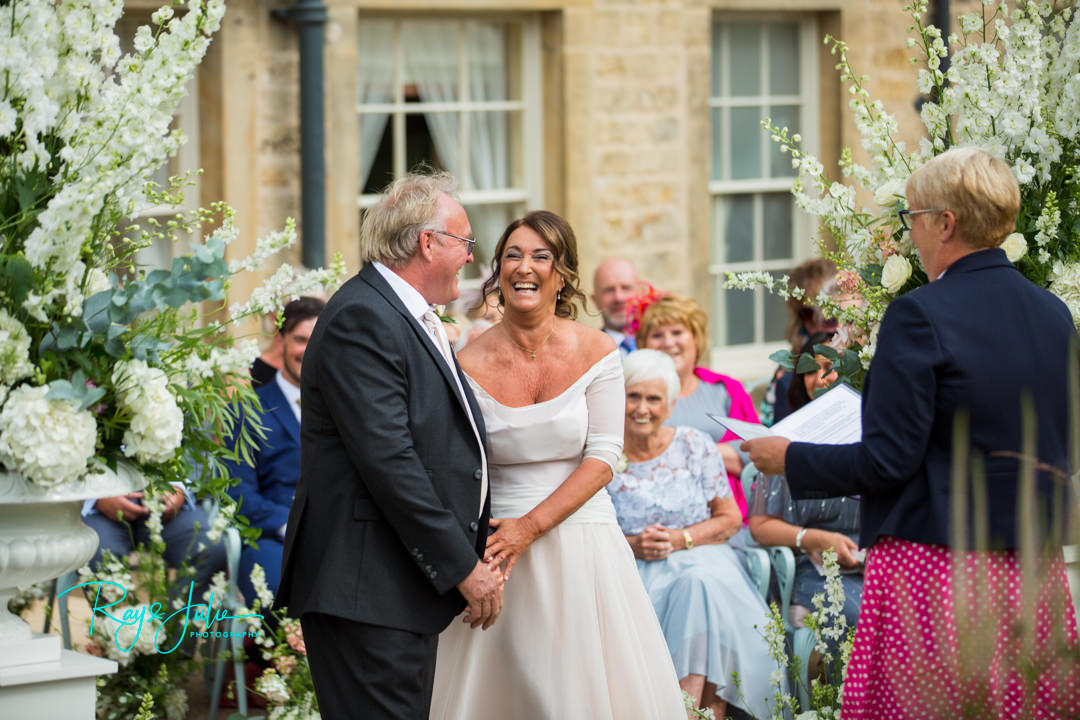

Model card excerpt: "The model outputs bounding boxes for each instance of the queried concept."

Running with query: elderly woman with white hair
[605,349,777,720]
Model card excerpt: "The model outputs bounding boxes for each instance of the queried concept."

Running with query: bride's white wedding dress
[430,351,685,719]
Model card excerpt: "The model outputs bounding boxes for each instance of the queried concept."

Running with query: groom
[276,172,502,719]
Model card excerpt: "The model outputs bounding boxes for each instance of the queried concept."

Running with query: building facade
[125,0,980,380]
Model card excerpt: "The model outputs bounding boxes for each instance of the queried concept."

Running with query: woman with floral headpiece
[633,293,760,521]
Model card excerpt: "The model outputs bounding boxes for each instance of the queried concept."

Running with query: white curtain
[401,21,461,178]
[394,20,515,261]
[357,19,395,191]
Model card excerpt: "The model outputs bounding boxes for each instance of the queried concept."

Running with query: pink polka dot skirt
[840,536,1080,720]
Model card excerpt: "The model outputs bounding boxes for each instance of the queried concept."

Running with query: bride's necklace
[503,319,556,360]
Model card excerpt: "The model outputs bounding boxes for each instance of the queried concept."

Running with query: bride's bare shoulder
[566,321,617,366]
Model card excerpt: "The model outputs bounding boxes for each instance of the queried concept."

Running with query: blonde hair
[905,146,1020,248]
[635,294,708,363]
[360,171,458,268]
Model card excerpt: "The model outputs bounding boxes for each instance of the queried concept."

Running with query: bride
[429,211,685,719]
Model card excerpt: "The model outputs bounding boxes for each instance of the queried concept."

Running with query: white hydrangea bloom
[0,384,97,487]
[112,359,184,463]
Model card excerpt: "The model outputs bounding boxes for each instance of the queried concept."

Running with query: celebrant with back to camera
[742,146,1080,719]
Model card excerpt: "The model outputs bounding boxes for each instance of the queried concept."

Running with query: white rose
[880,254,912,294]
[873,178,905,207]
[1001,232,1027,262]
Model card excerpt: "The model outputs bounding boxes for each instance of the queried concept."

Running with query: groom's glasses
[431,230,477,254]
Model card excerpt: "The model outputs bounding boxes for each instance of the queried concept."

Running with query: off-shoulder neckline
[465,349,620,410]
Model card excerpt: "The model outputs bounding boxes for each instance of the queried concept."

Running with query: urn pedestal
[0,464,146,719]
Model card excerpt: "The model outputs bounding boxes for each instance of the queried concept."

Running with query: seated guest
[749,332,863,627]
[634,294,760,520]
[606,349,777,720]
[83,481,226,631]
[227,296,323,603]
[765,259,838,424]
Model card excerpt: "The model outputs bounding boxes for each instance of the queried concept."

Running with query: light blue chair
[771,544,817,712]
[202,499,249,720]
[43,570,80,649]
[736,462,770,600]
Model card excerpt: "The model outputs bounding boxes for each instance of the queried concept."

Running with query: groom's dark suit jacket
[276,264,489,634]
[786,248,1077,549]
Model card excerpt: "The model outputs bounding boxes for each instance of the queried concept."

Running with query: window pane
[408,109,458,175]
[716,194,754,263]
[710,22,724,97]
[728,24,761,97]
[402,21,462,100]
[763,271,790,342]
[464,202,515,271]
[769,104,799,178]
[711,108,724,181]
[724,287,755,345]
[730,106,763,180]
[469,111,511,191]
[768,24,800,95]
[468,21,509,102]
[762,193,793,260]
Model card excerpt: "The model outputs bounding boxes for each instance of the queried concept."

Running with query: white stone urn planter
[0,462,146,719]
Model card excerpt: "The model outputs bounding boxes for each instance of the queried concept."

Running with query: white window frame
[356,15,544,294]
[707,14,820,380]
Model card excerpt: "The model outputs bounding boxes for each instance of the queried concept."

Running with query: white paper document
[708,383,862,445]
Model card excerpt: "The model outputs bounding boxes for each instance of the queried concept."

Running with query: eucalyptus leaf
[56,325,83,350]
[795,353,821,373]
[83,291,113,334]
[812,344,839,361]
[768,349,795,370]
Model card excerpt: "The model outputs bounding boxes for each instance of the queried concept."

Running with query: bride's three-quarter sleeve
[583,352,625,471]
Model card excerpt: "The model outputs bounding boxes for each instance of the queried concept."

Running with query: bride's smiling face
[498,226,565,313]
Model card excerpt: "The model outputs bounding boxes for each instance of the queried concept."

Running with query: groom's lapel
[358,265,476,418]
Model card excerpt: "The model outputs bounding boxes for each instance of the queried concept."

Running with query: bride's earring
[557,289,562,302]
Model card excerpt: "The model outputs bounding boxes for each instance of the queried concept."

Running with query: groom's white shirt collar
[373,261,430,322]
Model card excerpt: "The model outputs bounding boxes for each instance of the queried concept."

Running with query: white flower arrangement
[0,0,344,494]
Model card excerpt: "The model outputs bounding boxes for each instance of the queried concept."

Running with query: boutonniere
[615,453,629,473]
[434,305,456,323]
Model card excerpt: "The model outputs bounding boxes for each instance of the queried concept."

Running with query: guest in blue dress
[606,349,779,720]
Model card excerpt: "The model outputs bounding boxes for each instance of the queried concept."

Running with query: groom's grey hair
[360,170,459,269]
[622,349,681,406]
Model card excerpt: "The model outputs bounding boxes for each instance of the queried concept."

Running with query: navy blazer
[226,377,300,534]
[786,248,1077,549]
[276,265,489,634]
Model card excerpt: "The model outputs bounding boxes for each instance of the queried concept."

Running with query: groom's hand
[457,560,504,630]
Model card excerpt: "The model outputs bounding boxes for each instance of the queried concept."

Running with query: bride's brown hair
[476,210,585,320]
